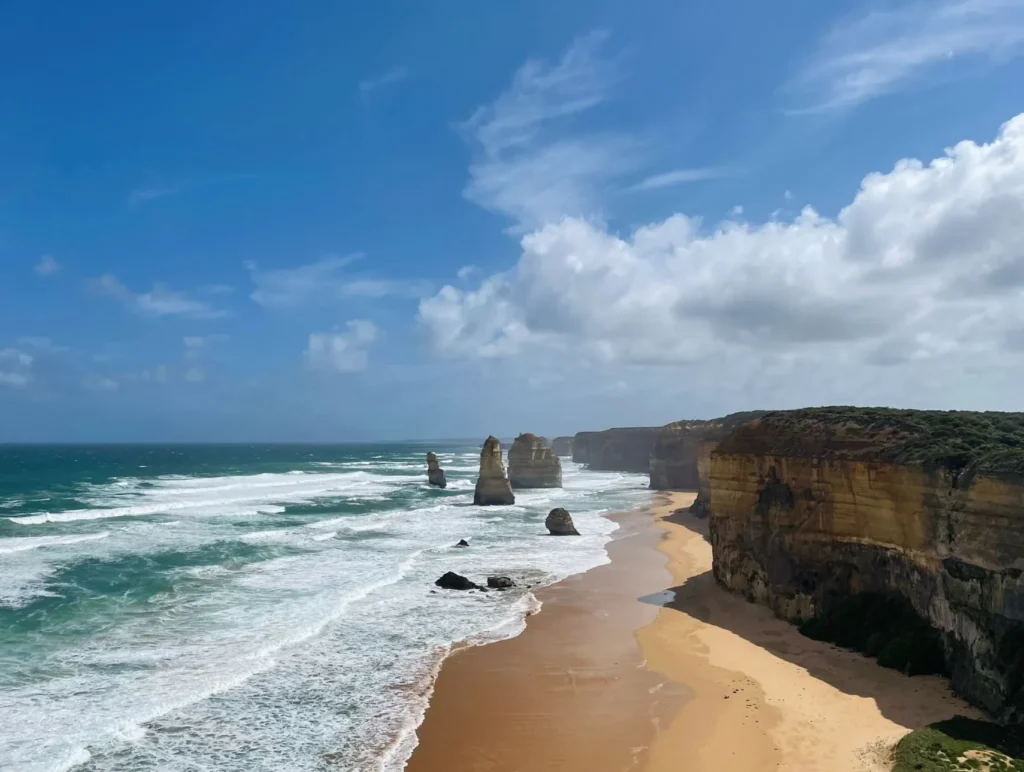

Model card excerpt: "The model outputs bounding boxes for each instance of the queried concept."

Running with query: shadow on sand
[639,509,974,729]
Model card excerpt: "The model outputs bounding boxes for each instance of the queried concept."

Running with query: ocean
[0,443,651,772]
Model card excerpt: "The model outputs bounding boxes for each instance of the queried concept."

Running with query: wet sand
[405,492,980,771]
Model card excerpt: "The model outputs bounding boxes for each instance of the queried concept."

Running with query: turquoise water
[0,443,651,771]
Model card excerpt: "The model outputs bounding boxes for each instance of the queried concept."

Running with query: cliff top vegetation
[717,406,1024,476]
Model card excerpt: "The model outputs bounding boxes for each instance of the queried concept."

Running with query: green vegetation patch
[755,407,1024,476]
[893,716,1024,772]
[799,591,947,676]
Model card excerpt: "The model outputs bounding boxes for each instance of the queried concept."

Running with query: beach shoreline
[404,491,982,771]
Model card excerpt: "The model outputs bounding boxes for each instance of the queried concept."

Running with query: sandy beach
[405,492,981,771]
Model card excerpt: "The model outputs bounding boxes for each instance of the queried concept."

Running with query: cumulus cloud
[35,254,61,277]
[0,349,33,388]
[248,255,429,309]
[788,0,1024,113]
[305,320,379,373]
[88,275,228,319]
[419,113,1024,388]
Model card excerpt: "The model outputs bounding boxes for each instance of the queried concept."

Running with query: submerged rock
[507,433,562,489]
[487,576,515,589]
[426,451,447,488]
[435,571,481,591]
[473,436,515,506]
[545,507,580,536]
[455,539,469,548]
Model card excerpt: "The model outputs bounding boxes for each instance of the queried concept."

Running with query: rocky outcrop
[649,411,767,492]
[487,576,515,589]
[572,427,660,473]
[508,433,562,488]
[435,572,481,591]
[426,451,447,488]
[545,507,580,535]
[552,436,574,456]
[707,407,1024,720]
[473,436,515,506]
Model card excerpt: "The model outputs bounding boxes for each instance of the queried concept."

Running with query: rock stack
[551,436,574,456]
[426,451,447,488]
[545,507,579,535]
[507,433,562,488]
[473,436,515,506]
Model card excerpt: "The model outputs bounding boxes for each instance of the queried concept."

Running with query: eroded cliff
[649,411,766,493]
[508,433,562,488]
[708,407,1024,719]
[572,427,660,473]
[551,436,574,457]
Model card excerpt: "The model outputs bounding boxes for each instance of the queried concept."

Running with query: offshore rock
[487,576,515,590]
[545,507,580,536]
[426,451,447,488]
[707,407,1024,720]
[649,411,767,492]
[508,433,562,488]
[572,427,660,472]
[435,571,481,591]
[473,436,515,506]
[454,539,469,548]
[551,436,574,456]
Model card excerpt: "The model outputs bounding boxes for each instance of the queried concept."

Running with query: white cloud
[731,205,744,216]
[35,254,61,277]
[184,367,205,383]
[248,255,428,308]
[784,190,793,201]
[627,167,733,192]
[142,364,170,384]
[82,374,119,392]
[88,275,228,319]
[128,186,181,207]
[460,31,644,230]
[419,113,1024,401]
[183,334,228,360]
[788,0,1024,113]
[359,66,409,96]
[456,265,477,280]
[0,348,32,388]
[305,320,379,373]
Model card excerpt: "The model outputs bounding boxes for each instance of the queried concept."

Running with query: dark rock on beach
[487,576,515,590]
[435,571,481,591]
[545,507,580,536]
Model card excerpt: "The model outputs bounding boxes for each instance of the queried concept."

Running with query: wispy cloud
[626,166,733,192]
[82,374,119,392]
[128,186,181,207]
[0,348,32,388]
[460,31,641,230]
[35,254,61,277]
[359,66,409,96]
[248,255,429,308]
[88,275,229,319]
[788,0,1024,113]
[305,320,379,373]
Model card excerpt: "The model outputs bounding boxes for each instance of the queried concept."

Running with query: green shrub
[893,716,1024,772]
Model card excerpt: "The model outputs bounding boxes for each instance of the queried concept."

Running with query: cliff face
[707,407,1024,719]
[572,427,660,473]
[508,433,562,488]
[473,436,515,506]
[551,436,574,457]
[649,411,766,492]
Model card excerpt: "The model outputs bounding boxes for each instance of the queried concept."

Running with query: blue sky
[3,0,1024,441]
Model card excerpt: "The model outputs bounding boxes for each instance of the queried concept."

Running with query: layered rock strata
[426,451,447,488]
[473,436,515,506]
[572,427,660,472]
[507,433,562,488]
[707,407,1024,719]
[648,411,766,492]
[551,436,574,457]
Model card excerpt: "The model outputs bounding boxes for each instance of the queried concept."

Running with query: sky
[2,0,1024,442]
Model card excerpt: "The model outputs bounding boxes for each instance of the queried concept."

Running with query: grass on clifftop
[759,407,1024,476]
[893,717,1024,771]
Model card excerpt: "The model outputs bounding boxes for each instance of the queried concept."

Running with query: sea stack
[551,436,574,456]
[545,507,579,535]
[426,451,447,488]
[507,433,562,489]
[473,436,515,506]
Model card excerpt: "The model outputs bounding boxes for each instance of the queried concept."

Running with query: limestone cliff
[707,407,1024,719]
[572,427,660,473]
[473,436,515,506]
[426,451,446,488]
[649,411,766,492]
[507,433,562,488]
[551,436,574,457]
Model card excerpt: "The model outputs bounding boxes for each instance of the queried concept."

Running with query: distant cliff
[572,427,660,473]
[551,436,574,457]
[707,407,1024,719]
[649,411,767,493]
